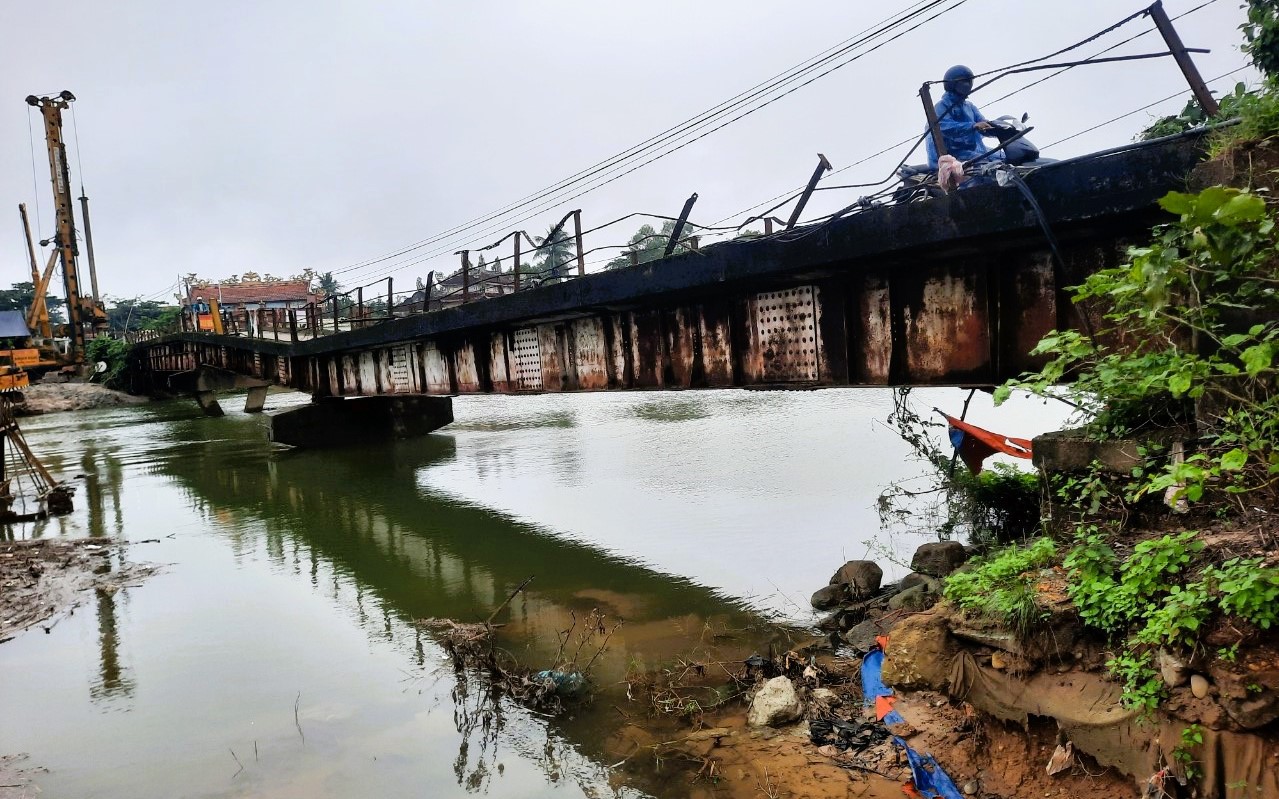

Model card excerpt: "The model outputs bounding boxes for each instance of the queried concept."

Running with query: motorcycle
[894,113,1054,202]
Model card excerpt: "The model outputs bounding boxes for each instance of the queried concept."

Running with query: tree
[0,282,64,323]
[317,271,341,298]
[103,297,181,333]
[1242,0,1279,79]
[533,224,576,283]
[604,220,700,270]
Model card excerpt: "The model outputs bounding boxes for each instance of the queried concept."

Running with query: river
[0,387,1066,798]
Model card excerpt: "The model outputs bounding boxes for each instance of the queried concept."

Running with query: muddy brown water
[0,389,1065,798]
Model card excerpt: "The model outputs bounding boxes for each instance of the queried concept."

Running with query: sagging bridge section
[129,136,1207,446]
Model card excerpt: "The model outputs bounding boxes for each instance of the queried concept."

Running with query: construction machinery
[24,90,108,364]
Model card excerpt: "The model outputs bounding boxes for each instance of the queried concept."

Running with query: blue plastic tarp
[860,647,906,725]
[894,736,965,799]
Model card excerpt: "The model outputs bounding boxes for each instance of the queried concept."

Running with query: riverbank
[15,382,148,416]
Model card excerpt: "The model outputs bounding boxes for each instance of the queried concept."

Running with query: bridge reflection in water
[154,406,783,794]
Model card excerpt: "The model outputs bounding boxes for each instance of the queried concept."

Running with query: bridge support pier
[244,385,268,413]
[269,394,453,448]
[195,390,224,417]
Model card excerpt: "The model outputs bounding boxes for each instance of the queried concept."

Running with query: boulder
[910,542,968,577]
[1221,690,1279,729]
[888,583,937,612]
[1158,649,1189,688]
[899,572,941,593]
[1190,674,1211,699]
[841,618,882,651]
[880,612,955,690]
[811,583,850,610]
[830,560,883,596]
[747,676,803,727]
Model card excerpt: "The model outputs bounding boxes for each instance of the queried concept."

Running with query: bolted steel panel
[510,327,543,391]
[750,286,819,382]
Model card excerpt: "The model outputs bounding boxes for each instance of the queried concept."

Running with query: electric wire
[321,0,952,277]
[1040,65,1251,150]
[26,108,44,239]
[338,0,975,286]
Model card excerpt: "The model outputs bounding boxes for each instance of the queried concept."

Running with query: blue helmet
[943,64,974,97]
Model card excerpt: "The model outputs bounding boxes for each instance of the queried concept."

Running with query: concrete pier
[269,395,453,448]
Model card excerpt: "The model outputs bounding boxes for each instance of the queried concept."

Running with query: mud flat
[0,538,158,643]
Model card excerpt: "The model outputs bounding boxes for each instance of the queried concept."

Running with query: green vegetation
[0,281,64,323]
[1241,0,1279,80]
[104,297,182,333]
[942,538,1055,635]
[996,185,1279,513]
[993,184,1279,709]
[604,220,701,270]
[877,390,1044,550]
[86,336,130,389]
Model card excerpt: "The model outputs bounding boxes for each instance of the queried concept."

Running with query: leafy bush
[997,187,1279,512]
[943,538,1056,635]
[85,336,130,389]
[1241,0,1279,79]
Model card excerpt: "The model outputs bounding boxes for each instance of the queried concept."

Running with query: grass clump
[942,537,1056,636]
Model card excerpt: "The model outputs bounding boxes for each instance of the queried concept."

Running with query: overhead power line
[326,0,972,285]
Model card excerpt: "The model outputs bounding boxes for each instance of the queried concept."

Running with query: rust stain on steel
[697,301,734,387]
[663,307,694,387]
[358,351,379,395]
[629,311,663,388]
[1001,255,1056,376]
[341,354,360,395]
[605,315,630,388]
[571,318,609,391]
[856,275,893,384]
[489,332,514,393]
[422,343,451,394]
[537,325,566,392]
[904,270,990,381]
[454,342,482,393]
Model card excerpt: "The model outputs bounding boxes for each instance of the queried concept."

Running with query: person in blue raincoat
[925,65,1002,170]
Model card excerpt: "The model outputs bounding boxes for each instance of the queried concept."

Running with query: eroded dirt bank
[14,383,149,416]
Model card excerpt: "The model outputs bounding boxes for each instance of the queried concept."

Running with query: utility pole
[25,90,106,363]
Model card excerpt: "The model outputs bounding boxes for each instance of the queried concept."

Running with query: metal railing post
[1149,0,1220,116]
[290,309,298,342]
[424,271,434,312]
[387,277,394,319]
[356,286,363,328]
[921,83,947,162]
[664,193,699,257]
[786,154,832,230]
[461,250,471,303]
[332,295,339,332]
[572,210,586,277]
[512,236,521,293]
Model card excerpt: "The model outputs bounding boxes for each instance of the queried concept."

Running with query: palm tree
[534,224,576,284]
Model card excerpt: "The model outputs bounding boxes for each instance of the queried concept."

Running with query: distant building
[186,280,322,311]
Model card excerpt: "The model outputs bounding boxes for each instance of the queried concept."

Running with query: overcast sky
[0,0,1257,304]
